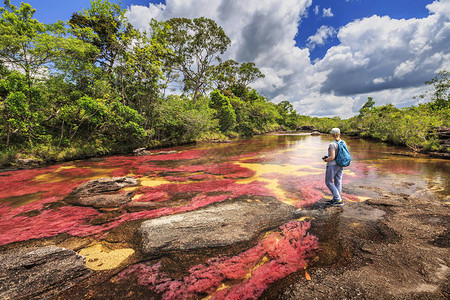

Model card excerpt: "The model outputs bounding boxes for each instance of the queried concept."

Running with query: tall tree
[164,17,231,101]
[121,20,171,127]
[69,0,136,75]
[425,70,449,110]
[212,60,264,97]
[0,0,87,90]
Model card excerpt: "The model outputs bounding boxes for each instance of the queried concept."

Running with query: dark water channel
[0,133,448,299]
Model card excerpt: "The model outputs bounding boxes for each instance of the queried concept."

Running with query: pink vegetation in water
[0,199,101,246]
[119,221,319,300]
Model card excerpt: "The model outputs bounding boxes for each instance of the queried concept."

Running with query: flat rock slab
[138,196,299,255]
[71,176,138,196]
[0,246,91,300]
[66,176,138,208]
[68,192,135,208]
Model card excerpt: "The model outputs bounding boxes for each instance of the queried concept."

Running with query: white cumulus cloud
[307,25,337,50]
[322,7,334,18]
[124,0,450,118]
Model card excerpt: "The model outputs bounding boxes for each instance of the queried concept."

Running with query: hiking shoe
[326,199,344,206]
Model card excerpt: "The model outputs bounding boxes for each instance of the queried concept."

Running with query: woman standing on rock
[322,128,344,206]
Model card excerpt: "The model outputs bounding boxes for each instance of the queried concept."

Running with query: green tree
[0,0,88,92]
[121,20,171,124]
[276,100,299,129]
[209,90,236,132]
[164,17,231,101]
[213,60,264,97]
[68,0,136,75]
[359,97,375,116]
[425,70,449,110]
[0,71,47,146]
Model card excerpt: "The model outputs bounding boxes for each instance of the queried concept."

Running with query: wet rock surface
[65,176,138,208]
[0,246,91,300]
[138,196,299,255]
[265,194,450,300]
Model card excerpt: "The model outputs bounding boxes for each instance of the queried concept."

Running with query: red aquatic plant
[188,174,217,181]
[0,166,60,199]
[119,221,318,300]
[0,202,101,245]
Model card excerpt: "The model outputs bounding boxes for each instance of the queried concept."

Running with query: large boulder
[0,246,91,299]
[138,196,300,256]
[65,176,138,208]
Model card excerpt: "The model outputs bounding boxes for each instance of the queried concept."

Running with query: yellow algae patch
[202,283,233,300]
[79,244,135,271]
[122,186,140,193]
[81,167,127,180]
[33,166,76,182]
[132,193,144,201]
[2,192,44,207]
[33,166,117,183]
[245,256,270,279]
[140,177,172,187]
[297,216,314,222]
[235,162,324,206]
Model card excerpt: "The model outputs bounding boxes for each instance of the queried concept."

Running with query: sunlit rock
[67,192,134,208]
[133,148,151,156]
[138,196,300,255]
[65,176,138,208]
[71,176,139,195]
[0,246,90,299]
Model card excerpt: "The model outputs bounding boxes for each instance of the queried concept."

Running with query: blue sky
[6,0,449,118]
[296,0,434,61]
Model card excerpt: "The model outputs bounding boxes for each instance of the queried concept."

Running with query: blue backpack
[334,140,351,167]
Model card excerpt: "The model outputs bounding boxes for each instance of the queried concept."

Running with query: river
[0,133,449,299]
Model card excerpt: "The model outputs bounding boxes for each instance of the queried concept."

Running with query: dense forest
[0,0,448,167]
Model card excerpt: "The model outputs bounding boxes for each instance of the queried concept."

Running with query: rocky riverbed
[0,175,448,299]
[0,135,448,299]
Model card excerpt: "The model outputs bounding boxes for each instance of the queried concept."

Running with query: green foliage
[359,97,375,116]
[68,0,136,74]
[276,101,300,129]
[0,71,48,146]
[0,0,90,85]
[226,89,280,136]
[424,70,449,111]
[163,17,231,101]
[209,90,236,133]
[151,95,217,145]
[212,60,265,97]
